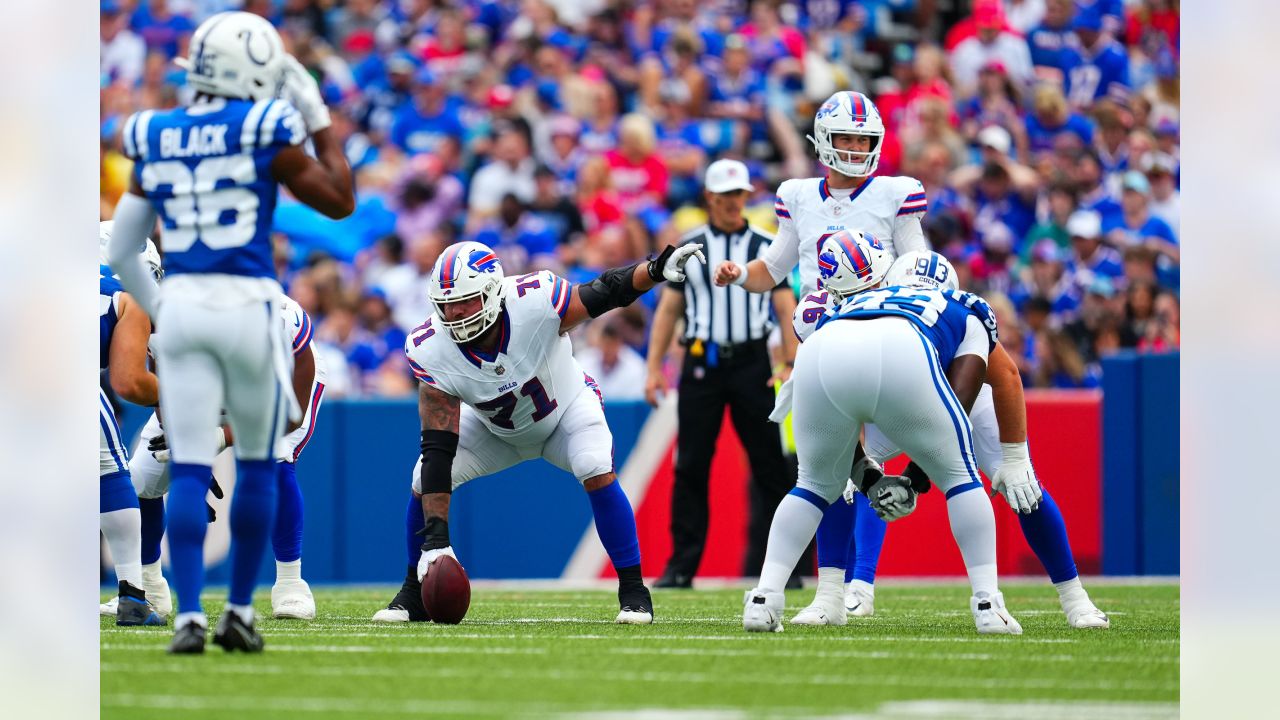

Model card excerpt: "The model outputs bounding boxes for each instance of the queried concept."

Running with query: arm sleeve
[266,100,308,149]
[955,314,992,361]
[759,190,800,284]
[291,309,314,357]
[106,193,161,318]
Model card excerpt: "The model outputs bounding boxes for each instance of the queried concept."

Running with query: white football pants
[153,295,290,465]
[864,384,1003,477]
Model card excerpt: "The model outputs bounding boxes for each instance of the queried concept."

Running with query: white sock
[101,508,143,588]
[276,558,302,583]
[945,489,998,597]
[1054,577,1089,604]
[814,567,844,599]
[759,494,826,594]
[175,611,207,630]
[847,579,875,597]
[226,603,255,623]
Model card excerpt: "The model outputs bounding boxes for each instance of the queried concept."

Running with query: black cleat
[371,565,430,622]
[167,621,207,654]
[116,580,165,627]
[616,583,654,624]
[212,610,265,653]
[654,571,693,589]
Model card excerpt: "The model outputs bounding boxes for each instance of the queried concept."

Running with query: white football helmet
[808,91,885,178]
[176,12,287,101]
[428,241,506,343]
[99,220,163,281]
[885,250,959,292]
[816,230,892,300]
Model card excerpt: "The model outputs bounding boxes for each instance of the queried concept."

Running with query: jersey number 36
[140,156,259,253]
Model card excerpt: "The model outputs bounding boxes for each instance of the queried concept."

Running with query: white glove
[866,475,917,521]
[660,243,706,283]
[842,478,857,505]
[768,377,794,423]
[281,55,331,134]
[991,442,1043,514]
[149,428,226,463]
[417,546,458,582]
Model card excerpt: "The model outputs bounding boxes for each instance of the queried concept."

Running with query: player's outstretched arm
[559,243,705,333]
[416,381,461,578]
[286,345,316,434]
[715,258,783,293]
[109,292,159,406]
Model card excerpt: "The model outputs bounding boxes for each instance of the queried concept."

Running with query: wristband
[729,262,748,286]
[1000,441,1030,463]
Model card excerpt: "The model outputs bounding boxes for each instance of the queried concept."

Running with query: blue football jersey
[100,266,124,371]
[122,97,307,278]
[818,286,999,366]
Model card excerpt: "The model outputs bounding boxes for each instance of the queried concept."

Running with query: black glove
[206,476,224,523]
[866,475,917,521]
[904,461,932,495]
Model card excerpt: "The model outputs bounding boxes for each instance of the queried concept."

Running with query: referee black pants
[664,340,797,579]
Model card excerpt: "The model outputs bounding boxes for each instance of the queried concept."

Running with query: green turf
[101,582,1178,719]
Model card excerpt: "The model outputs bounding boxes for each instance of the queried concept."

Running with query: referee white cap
[705,159,753,194]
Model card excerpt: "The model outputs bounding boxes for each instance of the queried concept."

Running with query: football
[421,554,471,624]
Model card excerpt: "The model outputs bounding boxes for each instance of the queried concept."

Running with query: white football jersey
[405,270,589,445]
[792,288,837,343]
[279,295,328,462]
[762,175,929,296]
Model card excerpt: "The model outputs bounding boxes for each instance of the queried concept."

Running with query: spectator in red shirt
[944,0,1024,52]
[604,114,669,213]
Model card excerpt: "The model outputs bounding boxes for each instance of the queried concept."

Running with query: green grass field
[101,581,1178,719]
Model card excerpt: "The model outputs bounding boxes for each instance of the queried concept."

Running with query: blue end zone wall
[113,399,651,583]
[1101,351,1180,575]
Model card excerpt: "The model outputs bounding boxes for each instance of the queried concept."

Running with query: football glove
[844,452,885,504]
[866,475,917,521]
[417,546,458,583]
[281,55,331,134]
[991,442,1042,514]
[651,243,706,283]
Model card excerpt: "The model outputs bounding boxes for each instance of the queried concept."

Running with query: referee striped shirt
[669,223,786,345]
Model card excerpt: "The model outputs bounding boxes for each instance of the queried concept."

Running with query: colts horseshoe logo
[241,29,275,67]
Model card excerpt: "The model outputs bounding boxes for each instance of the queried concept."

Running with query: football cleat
[844,583,875,617]
[616,583,654,624]
[372,565,430,623]
[212,609,265,653]
[99,596,118,616]
[167,619,207,654]
[1063,598,1111,629]
[116,581,166,627]
[742,588,785,633]
[971,592,1023,635]
[271,578,316,620]
[790,592,847,626]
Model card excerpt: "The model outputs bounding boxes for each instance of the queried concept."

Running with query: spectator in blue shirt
[130,0,193,59]
[1026,84,1094,158]
[1105,171,1179,289]
[708,35,767,148]
[471,195,562,274]
[390,67,465,161]
[1073,148,1123,227]
[1067,5,1131,108]
[1028,0,1081,87]
[1065,210,1125,283]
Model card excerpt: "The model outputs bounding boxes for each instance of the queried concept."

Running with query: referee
[645,159,799,588]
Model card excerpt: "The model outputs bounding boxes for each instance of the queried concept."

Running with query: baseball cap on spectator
[344,29,376,55]
[548,114,582,138]
[101,0,122,14]
[414,66,437,86]
[1121,170,1151,196]
[981,222,1014,252]
[892,43,914,66]
[387,51,418,75]
[536,79,561,110]
[1066,210,1103,239]
[1030,240,1062,264]
[705,159,753,194]
[1073,5,1104,32]
[487,84,515,109]
[973,0,1005,28]
[980,59,1008,76]
[977,125,1012,155]
[724,33,748,51]
[1142,152,1177,177]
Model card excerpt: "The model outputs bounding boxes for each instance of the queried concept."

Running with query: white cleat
[844,584,875,617]
[372,606,411,623]
[790,593,847,626]
[615,608,653,625]
[743,589,785,633]
[142,564,173,619]
[100,596,118,616]
[272,579,317,620]
[1063,599,1110,629]
[971,592,1022,635]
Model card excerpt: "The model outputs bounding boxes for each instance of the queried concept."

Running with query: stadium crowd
[100,0,1181,396]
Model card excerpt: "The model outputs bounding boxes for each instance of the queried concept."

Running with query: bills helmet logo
[468,249,501,275]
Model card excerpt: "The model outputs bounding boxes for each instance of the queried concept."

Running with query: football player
[372,239,703,625]
[99,294,326,622]
[105,12,353,653]
[787,251,1110,629]
[99,223,165,627]
[744,232,1021,635]
[713,91,925,622]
